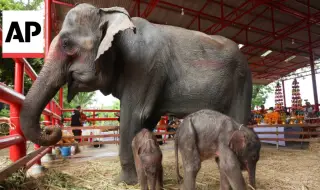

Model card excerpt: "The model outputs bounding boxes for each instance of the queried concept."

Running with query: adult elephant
[20,3,252,185]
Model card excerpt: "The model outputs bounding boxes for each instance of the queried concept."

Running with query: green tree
[94,99,120,126]
[0,0,44,115]
[54,85,96,118]
[0,0,44,94]
[251,84,274,110]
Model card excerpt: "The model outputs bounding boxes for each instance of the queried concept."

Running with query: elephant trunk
[20,36,67,146]
[247,163,256,189]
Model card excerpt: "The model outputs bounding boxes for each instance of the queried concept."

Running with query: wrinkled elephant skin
[132,128,163,190]
[175,109,261,190]
[19,3,252,185]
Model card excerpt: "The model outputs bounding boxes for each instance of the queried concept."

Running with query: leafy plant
[0,108,9,117]
[251,84,274,110]
[0,0,44,95]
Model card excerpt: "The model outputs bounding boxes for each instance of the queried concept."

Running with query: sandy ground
[1,141,319,190]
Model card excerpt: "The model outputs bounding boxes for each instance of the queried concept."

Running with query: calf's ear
[229,131,246,155]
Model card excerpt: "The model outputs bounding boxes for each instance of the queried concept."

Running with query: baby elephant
[132,128,164,190]
[175,109,261,190]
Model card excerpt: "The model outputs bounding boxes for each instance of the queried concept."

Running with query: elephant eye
[62,39,69,48]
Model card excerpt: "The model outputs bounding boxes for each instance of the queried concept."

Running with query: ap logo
[2,10,44,58]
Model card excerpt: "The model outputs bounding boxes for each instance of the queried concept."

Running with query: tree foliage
[0,0,44,94]
[94,99,120,126]
[54,86,96,118]
[251,84,274,109]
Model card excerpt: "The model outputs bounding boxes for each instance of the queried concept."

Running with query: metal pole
[9,60,26,162]
[282,80,286,108]
[308,0,319,111]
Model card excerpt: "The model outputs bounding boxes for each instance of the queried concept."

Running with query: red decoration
[291,78,302,112]
[274,82,284,111]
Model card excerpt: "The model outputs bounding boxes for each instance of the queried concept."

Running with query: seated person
[304,102,314,118]
[259,105,267,115]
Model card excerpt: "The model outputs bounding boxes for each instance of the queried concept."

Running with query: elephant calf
[175,109,261,190]
[132,128,163,190]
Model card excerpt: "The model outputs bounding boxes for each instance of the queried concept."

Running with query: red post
[281,80,286,108]
[9,60,26,162]
[59,88,63,109]
[34,0,53,163]
[44,0,52,124]
[93,111,96,125]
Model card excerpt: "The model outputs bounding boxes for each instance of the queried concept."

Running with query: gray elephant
[19,3,252,185]
[132,128,163,190]
[175,109,261,190]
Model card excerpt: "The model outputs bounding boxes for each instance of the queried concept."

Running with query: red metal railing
[0,0,62,179]
[0,57,61,181]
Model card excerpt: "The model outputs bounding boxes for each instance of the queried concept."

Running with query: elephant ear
[229,130,246,155]
[95,7,136,64]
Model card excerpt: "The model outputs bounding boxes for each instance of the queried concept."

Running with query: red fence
[0,57,61,181]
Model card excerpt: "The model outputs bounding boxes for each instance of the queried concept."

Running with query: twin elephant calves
[132,109,261,190]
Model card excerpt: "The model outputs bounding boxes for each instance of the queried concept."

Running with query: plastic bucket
[60,147,71,157]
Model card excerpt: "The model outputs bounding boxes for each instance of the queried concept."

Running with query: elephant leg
[149,173,156,190]
[180,145,201,190]
[228,71,252,125]
[218,145,246,190]
[116,64,167,185]
[215,157,232,190]
[117,118,139,185]
[139,170,149,190]
[156,166,164,190]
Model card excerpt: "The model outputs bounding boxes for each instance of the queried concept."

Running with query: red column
[93,111,96,125]
[59,88,63,109]
[34,0,53,164]
[44,0,52,122]
[281,80,286,108]
[52,102,56,125]
[9,60,26,162]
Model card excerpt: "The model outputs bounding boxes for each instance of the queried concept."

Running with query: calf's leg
[156,166,164,190]
[180,144,201,190]
[215,157,232,190]
[218,145,246,190]
[139,170,148,190]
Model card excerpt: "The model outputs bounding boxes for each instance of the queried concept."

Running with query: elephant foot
[115,169,138,185]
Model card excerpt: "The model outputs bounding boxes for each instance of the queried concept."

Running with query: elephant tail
[174,127,182,184]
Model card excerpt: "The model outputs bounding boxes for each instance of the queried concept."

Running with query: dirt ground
[1,141,319,190]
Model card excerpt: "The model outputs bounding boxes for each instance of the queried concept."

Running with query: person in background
[267,107,274,113]
[71,106,83,142]
[248,111,257,125]
[304,102,314,118]
[167,116,178,138]
[283,107,290,116]
[259,105,267,115]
